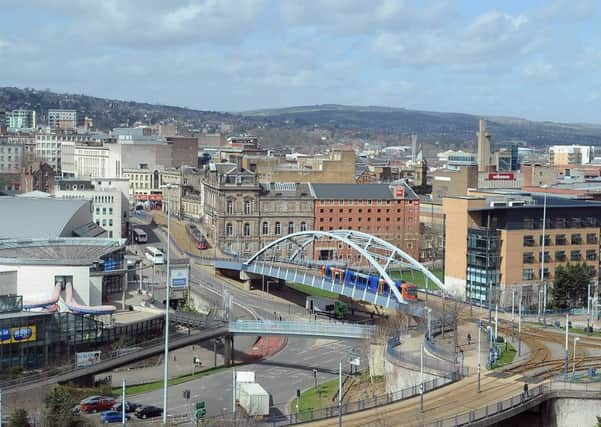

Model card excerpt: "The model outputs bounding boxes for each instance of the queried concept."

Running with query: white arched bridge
[215,230,445,314]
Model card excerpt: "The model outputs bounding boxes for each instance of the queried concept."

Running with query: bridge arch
[244,230,445,305]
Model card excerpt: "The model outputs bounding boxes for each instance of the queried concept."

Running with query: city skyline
[0,0,600,123]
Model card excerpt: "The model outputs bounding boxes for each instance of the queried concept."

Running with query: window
[288,222,294,234]
[109,208,113,215]
[226,223,233,236]
[102,219,107,226]
[570,250,581,261]
[555,234,567,245]
[226,200,234,214]
[540,251,551,263]
[244,200,252,215]
[586,249,597,261]
[555,251,566,262]
[571,234,582,244]
[102,207,107,215]
[108,219,113,226]
[587,233,597,245]
[275,222,281,235]
[523,235,535,247]
[243,223,250,236]
[539,234,551,246]
[523,252,535,264]
[95,207,100,215]
[262,222,269,235]
[300,222,307,232]
[522,268,535,281]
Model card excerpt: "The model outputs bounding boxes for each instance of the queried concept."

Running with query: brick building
[309,182,420,261]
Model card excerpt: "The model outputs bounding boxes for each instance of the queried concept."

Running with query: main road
[128,221,360,417]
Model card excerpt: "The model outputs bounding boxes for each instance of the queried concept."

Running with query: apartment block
[48,109,77,129]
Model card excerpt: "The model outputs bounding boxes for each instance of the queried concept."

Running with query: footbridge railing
[228,319,375,340]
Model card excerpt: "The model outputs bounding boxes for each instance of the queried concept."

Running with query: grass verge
[115,365,227,395]
[533,322,601,338]
[288,282,340,300]
[489,342,517,369]
[389,269,443,290]
[289,377,340,421]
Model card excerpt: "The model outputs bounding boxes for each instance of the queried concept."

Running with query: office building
[6,109,36,130]
[443,193,601,302]
[48,109,77,129]
[549,145,594,165]
[55,178,129,238]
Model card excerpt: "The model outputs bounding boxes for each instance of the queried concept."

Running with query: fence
[425,380,601,427]
[386,336,466,377]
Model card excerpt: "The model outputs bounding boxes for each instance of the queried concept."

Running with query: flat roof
[0,238,125,265]
[468,195,601,212]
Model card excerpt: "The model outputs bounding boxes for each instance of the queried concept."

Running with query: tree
[8,409,30,427]
[551,263,594,309]
[42,386,85,427]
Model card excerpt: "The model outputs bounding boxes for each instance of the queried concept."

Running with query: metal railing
[425,380,601,427]
[229,319,375,339]
[386,336,466,377]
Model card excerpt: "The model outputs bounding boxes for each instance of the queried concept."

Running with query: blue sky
[0,0,600,122]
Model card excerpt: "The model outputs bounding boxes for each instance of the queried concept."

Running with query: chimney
[477,119,491,173]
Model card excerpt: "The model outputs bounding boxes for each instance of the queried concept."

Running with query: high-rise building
[48,109,77,129]
[6,109,36,130]
[477,119,491,173]
[549,145,593,165]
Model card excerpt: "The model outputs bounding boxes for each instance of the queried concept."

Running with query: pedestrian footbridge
[229,319,375,340]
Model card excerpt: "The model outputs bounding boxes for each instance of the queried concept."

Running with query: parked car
[80,396,116,413]
[111,401,140,413]
[134,405,163,419]
[100,411,130,423]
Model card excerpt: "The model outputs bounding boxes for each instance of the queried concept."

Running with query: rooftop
[0,238,125,265]
[309,181,418,201]
[0,197,96,239]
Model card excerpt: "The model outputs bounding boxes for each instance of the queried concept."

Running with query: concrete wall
[383,349,436,393]
[547,398,601,427]
[9,264,92,305]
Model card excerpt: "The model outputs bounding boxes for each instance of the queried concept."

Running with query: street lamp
[477,320,482,393]
[160,183,176,424]
[540,188,548,326]
[572,337,580,378]
[426,307,432,342]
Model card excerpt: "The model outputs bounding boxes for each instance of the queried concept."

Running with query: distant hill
[2,87,601,148]
[244,104,601,148]
[0,87,237,130]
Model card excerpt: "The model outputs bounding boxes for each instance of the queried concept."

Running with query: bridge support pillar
[224,334,235,367]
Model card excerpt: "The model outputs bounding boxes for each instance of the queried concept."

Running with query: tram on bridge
[320,265,418,301]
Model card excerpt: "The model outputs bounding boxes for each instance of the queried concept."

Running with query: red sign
[488,173,514,180]
[395,187,405,197]
[135,194,163,201]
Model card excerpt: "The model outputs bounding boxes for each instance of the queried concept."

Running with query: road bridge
[229,319,374,339]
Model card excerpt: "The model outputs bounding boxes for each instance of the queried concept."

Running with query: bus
[145,246,164,265]
[133,228,148,243]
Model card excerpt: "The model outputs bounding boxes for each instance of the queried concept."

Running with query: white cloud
[523,62,558,81]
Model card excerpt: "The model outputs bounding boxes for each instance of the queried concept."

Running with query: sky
[0,0,600,123]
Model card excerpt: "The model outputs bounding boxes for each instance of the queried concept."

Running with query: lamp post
[121,378,126,427]
[160,184,175,424]
[477,319,482,393]
[540,188,547,326]
[518,290,522,356]
[511,288,515,342]
[338,359,342,427]
[564,312,569,380]
[420,344,424,412]
[572,337,580,378]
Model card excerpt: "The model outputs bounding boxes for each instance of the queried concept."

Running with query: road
[127,219,360,418]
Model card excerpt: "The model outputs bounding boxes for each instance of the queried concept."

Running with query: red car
[80,395,116,413]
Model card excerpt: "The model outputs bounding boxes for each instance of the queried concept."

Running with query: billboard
[0,325,37,345]
[76,351,102,368]
[170,266,189,288]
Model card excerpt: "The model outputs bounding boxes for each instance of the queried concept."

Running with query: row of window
[522,266,596,280]
[319,216,409,223]
[523,233,597,246]
[95,207,114,216]
[225,221,308,237]
[522,249,597,263]
[319,207,413,215]
[317,199,404,205]
[226,199,254,215]
[95,218,114,227]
